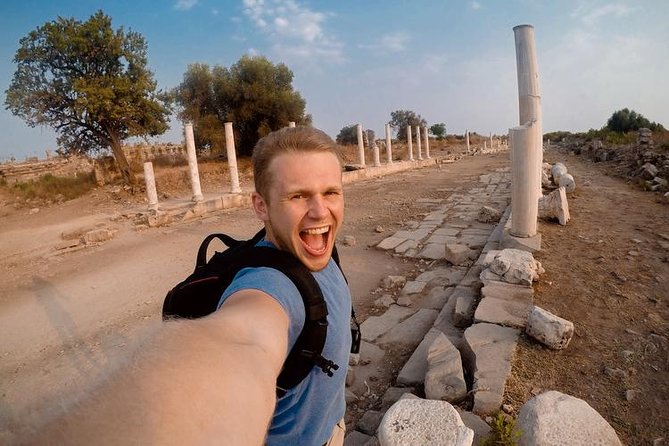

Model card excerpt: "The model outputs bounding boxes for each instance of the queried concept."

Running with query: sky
[0,0,667,161]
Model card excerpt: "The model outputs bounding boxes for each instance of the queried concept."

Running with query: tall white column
[407,125,414,161]
[514,24,543,201]
[288,121,296,128]
[356,124,365,166]
[385,123,393,164]
[224,122,242,193]
[510,122,539,237]
[369,130,380,167]
[423,127,430,159]
[184,123,203,202]
[484,140,487,150]
[416,126,422,160]
[489,132,493,149]
[465,130,470,154]
[143,161,159,211]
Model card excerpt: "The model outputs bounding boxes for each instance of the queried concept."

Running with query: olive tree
[5,11,171,184]
[389,110,427,141]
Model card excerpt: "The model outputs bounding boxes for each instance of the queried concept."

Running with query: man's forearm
[26,314,280,445]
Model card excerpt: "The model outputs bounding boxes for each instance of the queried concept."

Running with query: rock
[29,207,40,214]
[343,235,357,247]
[456,410,492,445]
[381,388,416,411]
[349,353,360,366]
[358,410,384,436]
[346,366,356,387]
[396,295,412,307]
[344,431,372,446]
[378,397,474,446]
[638,163,659,180]
[82,228,117,244]
[424,333,467,402]
[401,281,426,295]
[604,367,627,380]
[360,306,416,342]
[452,286,478,328]
[374,294,395,308]
[345,389,359,404]
[477,206,502,223]
[484,249,544,285]
[625,389,635,401]
[382,275,407,289]
[445,243,477,266]
[377,309,439,348]
[526,306,574,349]
[375,225,385,233]
[516,391,622,445]
[397,328,441,386]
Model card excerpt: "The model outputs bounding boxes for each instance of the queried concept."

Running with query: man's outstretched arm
[25,290,289,445]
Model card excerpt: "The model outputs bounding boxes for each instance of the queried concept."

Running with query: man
[23,127,350,445]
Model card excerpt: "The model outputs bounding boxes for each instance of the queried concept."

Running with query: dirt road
[1,148,667,443]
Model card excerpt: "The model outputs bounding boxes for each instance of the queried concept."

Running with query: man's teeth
[302,226,329,235]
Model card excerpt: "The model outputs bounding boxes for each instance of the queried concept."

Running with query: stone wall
[0,155,94,185]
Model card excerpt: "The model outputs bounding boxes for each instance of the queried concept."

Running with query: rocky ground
[0,141,667,444]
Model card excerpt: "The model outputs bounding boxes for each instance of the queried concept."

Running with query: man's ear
[252,192,269,221]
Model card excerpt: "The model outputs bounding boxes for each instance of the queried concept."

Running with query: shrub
[12,173,96,201]
[481,412,522,446]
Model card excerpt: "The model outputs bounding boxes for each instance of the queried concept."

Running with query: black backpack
[162,228,361,396]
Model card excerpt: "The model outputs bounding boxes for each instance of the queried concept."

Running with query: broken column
[514,24,543,202]
[416,126,423,160]
[407,125,414,161]
[509,122,540,237]
[385,123,393,164]
[466,130,470,154]
[423,127,430,159]
[538,187,570,225]
[288,121,296,128]
[357,124,366,167]
[143,161,159,211]
[184,122,203,202]
[368,129,380,167]
[224,122,242,194]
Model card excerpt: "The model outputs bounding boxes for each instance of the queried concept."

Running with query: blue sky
[1,0,667,161]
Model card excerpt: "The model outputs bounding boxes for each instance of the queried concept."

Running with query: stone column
[357,124,365,167]
[423,127,430,158]
[288,121,296,128]
[368,129,380,167]
[466,130,470,154]
[184,123,204,202]
[509,122,540,237]
[407,125,414,161]
[416,126,423,160]
[143,161,159,211]
[385,123,393,164]
[224,122,242,193]
[484,141,487,151]
[489,132,493,149]
[514,24,543,201]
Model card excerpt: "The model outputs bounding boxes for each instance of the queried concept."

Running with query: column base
[501,228,542,253]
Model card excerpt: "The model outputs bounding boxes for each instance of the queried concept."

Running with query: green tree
[5,11,171,185]
[606,108,664,133]
[336,124,358,145]
[175,55,310,156]
[430,123,446,140]
[389,110,427,141]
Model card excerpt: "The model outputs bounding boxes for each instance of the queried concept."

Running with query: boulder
[517,391,622,445]
[638,162,658,180]
[526,306,574,350]
[445,243,477,266]
[483,249,544,285]
[378,397,474,446]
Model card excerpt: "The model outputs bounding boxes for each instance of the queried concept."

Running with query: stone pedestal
[143,161,159,211]
[184,123,203,202]
[407,125,414,161]
[357,124,365,167]
[509,122,540,237]
[224,122,242,193]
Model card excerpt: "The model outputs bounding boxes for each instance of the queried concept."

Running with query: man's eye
[290,194,305,200]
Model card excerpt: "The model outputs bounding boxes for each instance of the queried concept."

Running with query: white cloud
[174,0,198,11]
[242,0,344,66]
[572,2,635,25]
[470,1,481,10]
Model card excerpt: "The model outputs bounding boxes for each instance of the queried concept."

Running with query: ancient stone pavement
[345,167,520,444]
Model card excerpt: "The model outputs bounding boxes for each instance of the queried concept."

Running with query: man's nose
[308,195,329,219]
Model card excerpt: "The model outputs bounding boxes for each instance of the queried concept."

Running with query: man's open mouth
[299,225,330,255]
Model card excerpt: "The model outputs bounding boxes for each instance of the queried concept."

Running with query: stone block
[485,249,544,285]
[526,306,574,350]
[445,244,476,266]
[381,387,416,411]
[415,267,467,287]
[462,323,520,415]
[377,237,404,250]
[378,398,474,446]
[456,410,492,445]
[432,293,462,348]
[401,280,426,295]
[425,333,467,402]
[397,328,440,386]
[394,239,417,254]
[460,265,483,289]
[360,306,415,342]
[420,286,453,310]
[82,228,117,244]
[344,431,372,446]
[377,309,439,348]
[517,391,622,446]
[357,410,384,436]
[417,243,445,260]
[433,227,461,237]
[501,229,542,253]
[452,286,478,328]
[382,276,406,288]
[474,281,534,329]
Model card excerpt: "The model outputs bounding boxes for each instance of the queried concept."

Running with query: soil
[0,142,667,444]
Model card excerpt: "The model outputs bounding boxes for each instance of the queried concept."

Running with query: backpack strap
[225,246,337,397]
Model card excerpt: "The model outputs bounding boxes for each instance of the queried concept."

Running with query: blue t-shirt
[218,241,351,445]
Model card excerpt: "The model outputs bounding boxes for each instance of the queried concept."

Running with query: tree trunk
[108,131,136,186]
